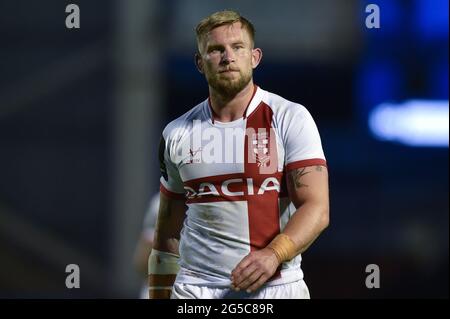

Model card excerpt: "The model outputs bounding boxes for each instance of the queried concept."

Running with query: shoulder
[162,100,206,141]
[260,89,313,127]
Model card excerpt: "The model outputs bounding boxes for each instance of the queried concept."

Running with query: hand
[230,248,280,293]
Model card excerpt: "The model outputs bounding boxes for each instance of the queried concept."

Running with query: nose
[221,47,235,64]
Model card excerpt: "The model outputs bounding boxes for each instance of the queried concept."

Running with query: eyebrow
[206,44,224,51]
[206,41,246,51]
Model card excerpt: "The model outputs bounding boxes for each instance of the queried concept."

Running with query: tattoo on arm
[291,168,310,189]
[289,166,325,190]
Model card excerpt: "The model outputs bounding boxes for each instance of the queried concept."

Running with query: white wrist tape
[148,249,180,275]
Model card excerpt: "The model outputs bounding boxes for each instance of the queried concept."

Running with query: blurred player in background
[133,193,159,298]
[149,10,329,299]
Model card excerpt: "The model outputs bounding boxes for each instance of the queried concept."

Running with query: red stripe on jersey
[285,158,327,172]
[244,102,281,249]
[244,102,283,280]
[160,183,185,200]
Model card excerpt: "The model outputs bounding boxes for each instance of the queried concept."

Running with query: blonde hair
[195,10,255,53]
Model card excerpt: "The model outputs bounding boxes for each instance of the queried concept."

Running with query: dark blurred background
[0,0,447,298]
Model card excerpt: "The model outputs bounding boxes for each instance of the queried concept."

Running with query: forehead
[204,22,250,45]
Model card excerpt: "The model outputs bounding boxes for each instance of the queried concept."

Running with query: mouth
[219,69,239,73]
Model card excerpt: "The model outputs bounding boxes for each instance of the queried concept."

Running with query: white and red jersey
[159,85,326,287]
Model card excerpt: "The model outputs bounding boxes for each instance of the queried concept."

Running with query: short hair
[195,10,255,53]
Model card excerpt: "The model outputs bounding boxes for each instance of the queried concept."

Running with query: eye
[207,46,223,54]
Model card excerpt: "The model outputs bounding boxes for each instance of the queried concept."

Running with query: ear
[251,48,263,69]
[195,53,204,74]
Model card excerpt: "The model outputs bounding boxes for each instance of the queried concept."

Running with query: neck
[208,81,255,122]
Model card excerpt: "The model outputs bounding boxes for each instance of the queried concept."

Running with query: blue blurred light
[429,58,449,99]
[414,0,449,40]
[356,60,404,116]
[369,100,449,147]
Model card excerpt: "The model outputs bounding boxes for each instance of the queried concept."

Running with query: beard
[205,67,252,98]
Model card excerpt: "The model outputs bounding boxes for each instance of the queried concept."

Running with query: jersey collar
[206,85,262,124]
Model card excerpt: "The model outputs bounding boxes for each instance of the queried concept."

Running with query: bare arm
[152,192,186,253]
[282,165,329,254]
[231,165,329,293]
[148,192,186,298]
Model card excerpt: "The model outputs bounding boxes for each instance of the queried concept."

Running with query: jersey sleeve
[283,105,327,172]
[159,135,186,199]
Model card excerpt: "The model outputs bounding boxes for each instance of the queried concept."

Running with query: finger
[237,269,263,291]
[231,254,253,279]
[245,274,270,293]
[233,263,258,287]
